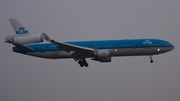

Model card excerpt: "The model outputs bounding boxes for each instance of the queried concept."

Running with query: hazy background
[0,0,180,101]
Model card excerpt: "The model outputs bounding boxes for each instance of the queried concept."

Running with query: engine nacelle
[93,49,111,62]
[92,57,111,62]
[96,49,110,58]
[99,57,111,62]
[5,34,43,45]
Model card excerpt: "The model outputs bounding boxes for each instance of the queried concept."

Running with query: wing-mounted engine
[92,57,111,62]
[96,49,110,58]
[93,49,111,62]
[5,33,45,45]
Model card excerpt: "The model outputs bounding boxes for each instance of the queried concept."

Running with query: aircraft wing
[42,32,95,60]
[50,40,95,53]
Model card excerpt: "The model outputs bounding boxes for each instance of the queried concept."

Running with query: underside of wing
[50,40,95,53]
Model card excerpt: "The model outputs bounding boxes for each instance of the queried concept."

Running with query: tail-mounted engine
[5,33,47,45]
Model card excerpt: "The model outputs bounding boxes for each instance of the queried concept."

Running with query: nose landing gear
[150,55,153,63]
[150,60,153,63]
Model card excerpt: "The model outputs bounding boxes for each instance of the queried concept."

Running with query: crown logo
[143,40,152,44]
[19,27,25,30]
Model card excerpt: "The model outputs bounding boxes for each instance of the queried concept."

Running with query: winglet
[42,33,52,41]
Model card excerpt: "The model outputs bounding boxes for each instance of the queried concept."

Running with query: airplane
[5,19,174,67]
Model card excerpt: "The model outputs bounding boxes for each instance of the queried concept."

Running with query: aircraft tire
[80,64,84,67]
[150,60,153,63]
[78,59,88,67]
[84,63,88,67]
[78,61,84,67]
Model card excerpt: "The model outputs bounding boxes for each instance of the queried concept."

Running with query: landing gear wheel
[78,59,89,67]
[150,60,153,63]
[150,55,153,63]
[78,60,84,67]
[80,63,84,67]
[78,61,80,64]
[84,62,89,67]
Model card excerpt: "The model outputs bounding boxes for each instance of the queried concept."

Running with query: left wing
[50,40,95,53]
[42,33,95,53]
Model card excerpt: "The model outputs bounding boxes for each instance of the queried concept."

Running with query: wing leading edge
[42,33,95,53]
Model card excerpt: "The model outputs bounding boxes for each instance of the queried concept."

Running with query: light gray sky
[0,0,180,101]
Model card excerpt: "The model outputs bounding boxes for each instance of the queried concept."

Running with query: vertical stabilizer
[9,19,31,35]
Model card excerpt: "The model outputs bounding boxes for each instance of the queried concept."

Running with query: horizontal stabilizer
[12,43,34,52]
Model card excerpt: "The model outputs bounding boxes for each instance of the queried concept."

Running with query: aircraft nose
[172,45,175,50]
[170,43,175,51]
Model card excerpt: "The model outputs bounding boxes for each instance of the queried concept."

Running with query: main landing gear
[78,58,89,67]
[150,55,153,63]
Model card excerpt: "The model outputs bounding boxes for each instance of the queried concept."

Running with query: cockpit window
[166,42,170,45]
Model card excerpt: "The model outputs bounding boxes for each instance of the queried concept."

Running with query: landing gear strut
[150,55,153,63]
[78,58,89,67]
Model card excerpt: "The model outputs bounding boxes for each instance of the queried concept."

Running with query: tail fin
[9,19,31,35]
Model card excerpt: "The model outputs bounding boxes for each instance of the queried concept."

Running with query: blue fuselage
[13,39,174,59]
